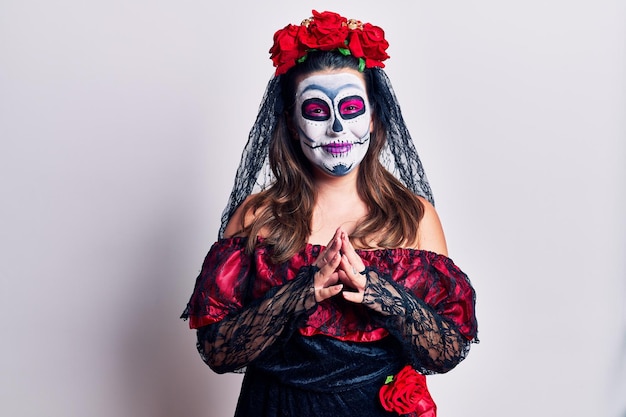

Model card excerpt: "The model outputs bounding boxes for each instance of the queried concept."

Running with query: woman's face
[293,69,371,176]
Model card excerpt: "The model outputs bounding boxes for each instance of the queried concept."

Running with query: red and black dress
[182,237,478,417]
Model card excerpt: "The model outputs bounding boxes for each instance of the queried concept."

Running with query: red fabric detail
[186,240,252,329]
[185,238,477,343]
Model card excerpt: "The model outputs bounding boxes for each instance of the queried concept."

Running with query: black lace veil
[219,68,434,238]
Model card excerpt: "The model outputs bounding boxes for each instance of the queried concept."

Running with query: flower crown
[269,10,390,76]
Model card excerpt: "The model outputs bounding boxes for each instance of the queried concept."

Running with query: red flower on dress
[379,365,437,416]
[269,10,390,75]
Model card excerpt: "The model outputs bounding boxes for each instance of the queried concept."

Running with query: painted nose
[330,116,344,134]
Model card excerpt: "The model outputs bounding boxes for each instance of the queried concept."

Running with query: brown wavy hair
[239,51,424,263]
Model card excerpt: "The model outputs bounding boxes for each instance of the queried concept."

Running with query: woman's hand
[312,228,368,303]
[337,229,367,304]
[312,229,343,302]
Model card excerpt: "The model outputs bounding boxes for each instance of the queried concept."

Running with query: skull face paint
[294,72,371,176]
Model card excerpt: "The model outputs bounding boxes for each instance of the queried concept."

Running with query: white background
[1,1,625,416]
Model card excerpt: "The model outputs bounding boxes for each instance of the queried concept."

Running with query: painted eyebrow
[300,83,364,100]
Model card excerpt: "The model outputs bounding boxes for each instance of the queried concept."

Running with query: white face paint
[294,72,371,176]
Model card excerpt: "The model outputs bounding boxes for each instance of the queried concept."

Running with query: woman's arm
[197,229,345,373]
[360,269,471,373]
[338,196,475,373]
[415,196,448,256]
[197,266,317,373]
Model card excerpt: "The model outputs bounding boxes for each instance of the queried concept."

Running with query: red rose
[348,23,390,68]
[304,10,349,50]
[269,24,307,75]
[379,366,436,416]
[268,11,391,75]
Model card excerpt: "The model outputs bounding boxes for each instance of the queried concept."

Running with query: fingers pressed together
[313,228,367,303]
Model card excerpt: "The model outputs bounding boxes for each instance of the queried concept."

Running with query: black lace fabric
[197,264,470,376]
[361,267,470,374]
[196,266,318,374]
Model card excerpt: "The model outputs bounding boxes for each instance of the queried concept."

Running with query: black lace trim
[361,266,470,374]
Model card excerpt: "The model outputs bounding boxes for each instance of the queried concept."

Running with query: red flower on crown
[349,23,390,69]
[302,10,348,50]
[269,10,390,75]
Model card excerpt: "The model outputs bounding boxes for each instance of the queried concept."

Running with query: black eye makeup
[302,98,331,121]
[338,96,366,119]
[302,95,366,122]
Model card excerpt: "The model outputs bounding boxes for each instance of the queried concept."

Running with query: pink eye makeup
[338,96,366,119]
[302,96,366,122]
[302,98,331,121]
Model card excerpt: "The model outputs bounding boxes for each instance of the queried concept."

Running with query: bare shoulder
[414,196,449,256]
[222,194,263,238]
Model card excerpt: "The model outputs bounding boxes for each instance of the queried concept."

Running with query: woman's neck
[312,167,360,200]
[308,167,367,244]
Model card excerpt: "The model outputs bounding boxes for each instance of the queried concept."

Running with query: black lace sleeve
[195,266,318,374]
[361,267,471,374]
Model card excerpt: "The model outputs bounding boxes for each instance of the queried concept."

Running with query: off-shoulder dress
[182,237,478,417]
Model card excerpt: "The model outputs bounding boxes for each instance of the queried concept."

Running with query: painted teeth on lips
[322,142,352,155]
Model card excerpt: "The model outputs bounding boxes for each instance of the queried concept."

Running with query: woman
[182,11,478,417]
